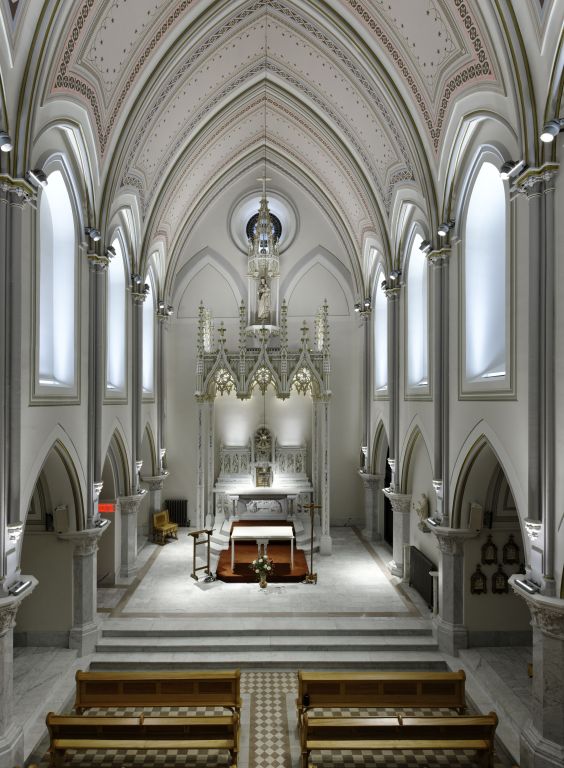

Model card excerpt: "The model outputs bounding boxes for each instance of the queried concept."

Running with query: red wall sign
[98,502,116,513]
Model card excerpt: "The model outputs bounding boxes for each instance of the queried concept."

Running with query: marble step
[90,650,447,671]
[101,626,433,638]
[96,635,438,653]
[100,617,434,633]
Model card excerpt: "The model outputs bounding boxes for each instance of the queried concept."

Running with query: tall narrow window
[39,170,76,386]
[465,161,507,381]
[374,272,388,393]
[106,238,126,392]
[142,279,155,394]
[407,233,429,389]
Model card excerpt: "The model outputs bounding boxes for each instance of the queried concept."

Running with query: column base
[69,621,100,656]
[319,535,332,555]
[0,722,23,768]
[361,527,373,541]
[434,616,468,656]
[204,513,214,530]
[388,560,403,577]
[521,721,564,768]
[119,562,137,579]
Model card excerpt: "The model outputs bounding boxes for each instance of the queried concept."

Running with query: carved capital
[358,472,384,490]
[141,474,168,492]
[427,247,451,265]
[510,578,564,640]
[87,252,110,271]
[0,174,35,205]
[58,527,107,556]
[0,603,19,635]
[429,525,479,555]
[118,492,147,515]
[515,163,559,197]
[382,488,411,514]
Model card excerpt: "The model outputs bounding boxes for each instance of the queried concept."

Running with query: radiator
[165,499,189,526]
[409,546,436,609]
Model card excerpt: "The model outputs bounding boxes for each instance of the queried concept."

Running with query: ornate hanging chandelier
[247,192,280,279]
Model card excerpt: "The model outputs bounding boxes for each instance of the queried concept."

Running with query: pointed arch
[172,247,246,315]
[140,422,157,477]
[101,427,131,498]
[281,245,355,313]
[371,420,389,476]
[399,417,433,494]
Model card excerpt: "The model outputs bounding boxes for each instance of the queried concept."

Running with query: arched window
[106,237,126,392]
[373,270,388,393]
[38,169,76,387]
[142,277,155,394]
[464,160,507,383]
[406,232,429,389]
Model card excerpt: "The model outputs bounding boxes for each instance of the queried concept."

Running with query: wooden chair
[153,509,178,544]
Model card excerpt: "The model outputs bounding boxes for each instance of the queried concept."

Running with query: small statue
[413,493,429,531]
[257,276,271,321]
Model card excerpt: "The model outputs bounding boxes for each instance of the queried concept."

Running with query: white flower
[255,569,259,573]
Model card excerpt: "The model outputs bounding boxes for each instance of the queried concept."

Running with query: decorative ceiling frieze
[345,0,499,150]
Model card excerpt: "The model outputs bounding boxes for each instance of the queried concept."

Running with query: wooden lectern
[301,503,321,584]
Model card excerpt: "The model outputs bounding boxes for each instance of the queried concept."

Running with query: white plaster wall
[553,130,564,596]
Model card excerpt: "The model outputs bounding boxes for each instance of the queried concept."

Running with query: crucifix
[301,503,321,584]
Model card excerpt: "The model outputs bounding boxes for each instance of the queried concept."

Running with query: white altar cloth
[230,525,294,571]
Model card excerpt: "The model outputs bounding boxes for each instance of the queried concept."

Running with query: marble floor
[12,526,532,767]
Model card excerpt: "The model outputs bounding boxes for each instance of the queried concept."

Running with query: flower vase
[259,573,267,588]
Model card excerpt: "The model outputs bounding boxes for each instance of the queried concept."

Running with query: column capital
[428,525,478,554]
[524,517,543,542]
[141,473,169,492]
[0,578,38,636]
[0,174,35,205]
[515,162,559,197]
[58,525,109,556]
[510,576,564,639]
[87,252,110,271]
[383,284,402,299]
[118,491,147,514]
[382,487,411,513]
[131,288,147,304]
[358,471,384,488]
[426,247,451,265]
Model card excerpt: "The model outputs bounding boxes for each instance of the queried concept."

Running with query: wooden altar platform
[216,520,309,583]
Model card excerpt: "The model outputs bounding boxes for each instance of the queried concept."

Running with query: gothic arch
[101,427,131,498]
[371,420,389,476]
[172,247,246,312]
[450,421,526,540]
[281,246,355,313]
[140,422,158,478]
[399,418,433,494]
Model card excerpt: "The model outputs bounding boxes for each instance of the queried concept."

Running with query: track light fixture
[0,130,13,152]
[131,273,142,285]
[499,159,525,181]
[419,239,432,254]
[143,283,150,295]
[85,227,101,242]
[26,168,48,187]
[158,300,166,311]
[540,118,564,143]
[437,219,455,238]
[363,297,371,309]
[105,245,116,259]
[390,269,401,280]
[8,579,31,596]
[166,305,174,316]
[354,302,361,313]
[514,577,539,594]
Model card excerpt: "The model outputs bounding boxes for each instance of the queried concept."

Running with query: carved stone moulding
[524,518,542,542]
[510,575,564,639]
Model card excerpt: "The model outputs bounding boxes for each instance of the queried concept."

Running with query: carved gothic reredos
[195,299,331,401]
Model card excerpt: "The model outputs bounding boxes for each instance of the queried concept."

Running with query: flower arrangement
[250,554,274,586]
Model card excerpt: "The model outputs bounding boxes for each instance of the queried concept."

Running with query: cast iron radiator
[165,498,189,526]
[409,545,436,609]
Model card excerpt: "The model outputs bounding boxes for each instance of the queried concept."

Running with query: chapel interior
[0,1,563,767]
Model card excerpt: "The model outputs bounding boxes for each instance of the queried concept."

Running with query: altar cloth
[230,524,294,570]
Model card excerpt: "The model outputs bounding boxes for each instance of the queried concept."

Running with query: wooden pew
[153,510,178,544]
[301,711,498,768]
[74,670,241,715]
[297,670,466,719]
[46,712,239,768]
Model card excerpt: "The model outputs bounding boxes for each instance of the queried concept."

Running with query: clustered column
[382,489,411,577]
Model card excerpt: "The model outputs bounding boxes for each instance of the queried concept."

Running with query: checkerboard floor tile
[27,671,513,768]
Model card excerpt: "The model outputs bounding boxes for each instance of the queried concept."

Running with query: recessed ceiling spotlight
[0,131,13,152]
[25,169,48,187]
[540,118,564,143]
[85,227,101,242]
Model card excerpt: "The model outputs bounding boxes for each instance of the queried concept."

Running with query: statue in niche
[257,276,271,322]
[232,454,239,473]
[296,453,303,473]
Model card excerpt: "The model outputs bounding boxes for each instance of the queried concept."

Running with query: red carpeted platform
[216,519,308,583]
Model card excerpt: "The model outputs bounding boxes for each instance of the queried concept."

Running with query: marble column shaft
[385,287,400,486]
[205,400,214,530]
[318,396,332,555]
[118,494,145,577]
[196,400,205,528]
[510,579,564,768]
[58,529,107,655]
[131,291,145,493]
[359,472,384,541]
[429,526,478,655]
[382,489,411,576]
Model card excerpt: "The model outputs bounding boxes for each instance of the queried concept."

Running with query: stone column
[131,285,145,493]
[360,307,371,468]
[117,493,146,577]
[141,475,168,538]
[205,399,215,530]
[516,166,559,595]
[428,525,478,655]
[428,249,450,525]
[156,311,169,474]
[0,178,33,582]
[382,489,411,576]
[58,528,109,655]
[384,285,401,488]
[196,399,205,528]
[87,251,110,526]
[311,398,319,504]
[358,472,384,541]
[509,578,564,768]
[0,581,37,768]
[318,395,332,555]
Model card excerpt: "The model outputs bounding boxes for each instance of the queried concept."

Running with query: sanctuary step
[91,618,445,671]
